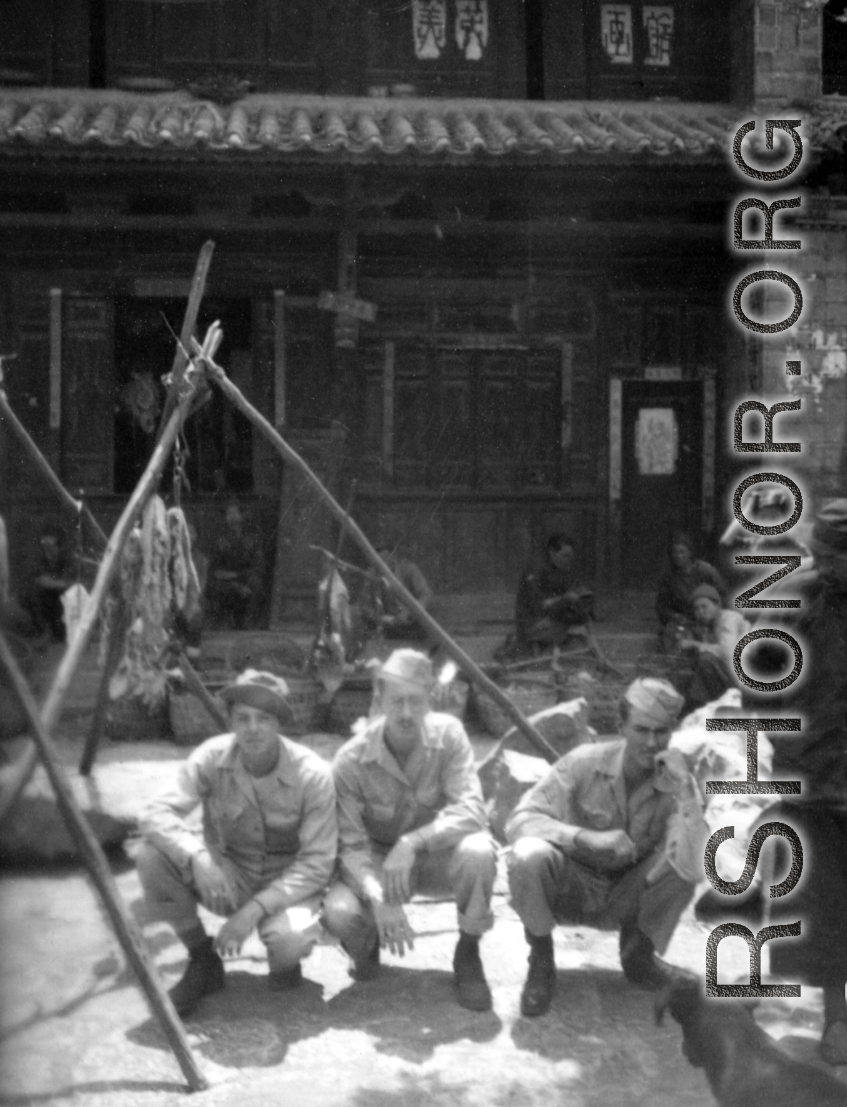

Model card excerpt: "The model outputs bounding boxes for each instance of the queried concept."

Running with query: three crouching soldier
[506,677,707,1017]
[322,649,498,1011]
[136,669,337,1016]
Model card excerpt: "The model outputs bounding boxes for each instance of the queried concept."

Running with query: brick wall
[753,0,824,107]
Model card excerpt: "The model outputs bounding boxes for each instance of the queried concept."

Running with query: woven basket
[475,683,558,738]
[169,686,227,747]
[282,674,324,734]
[328,678,374,737]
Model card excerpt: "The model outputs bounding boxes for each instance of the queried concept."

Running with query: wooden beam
[154,240,214,441]
[0,632,208,1093]
[197,345,559,764]
[273,289,286,429]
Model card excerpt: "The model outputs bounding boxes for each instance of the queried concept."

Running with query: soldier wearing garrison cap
[322,648,498,1012]
[755,498,847,1065]
[505,677,707,1018]
[137,669,336,1016]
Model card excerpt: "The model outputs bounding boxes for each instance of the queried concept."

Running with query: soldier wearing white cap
[137,669,337,1016]
[506,677,706,1017]
[322,648,498,1011]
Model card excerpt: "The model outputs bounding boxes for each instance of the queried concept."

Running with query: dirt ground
[0,737,844,1107]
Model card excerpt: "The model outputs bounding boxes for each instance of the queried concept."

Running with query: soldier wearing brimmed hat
[505,677,707,1017]
[321,648,498,1012]
[136,669,336,1016]
[752,498,847,1064]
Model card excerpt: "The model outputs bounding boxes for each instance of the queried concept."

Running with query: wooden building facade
[0,0,843,620]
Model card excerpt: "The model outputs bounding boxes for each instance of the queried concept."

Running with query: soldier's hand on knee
[373,902,415,957]
[192,850,236,915]
[214,901,263,958]
[382,838,417,904]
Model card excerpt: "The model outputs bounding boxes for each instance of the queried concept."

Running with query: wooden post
[0,378,202,825]
[177,648,229,732]
[155,240,214,440]
[78,594,129,777]
[0,389,107,551]
[0,631,208,1093]
[198,348,558,764]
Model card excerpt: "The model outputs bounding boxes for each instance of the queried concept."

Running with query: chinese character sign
[413,0,447,60]
[455,0,488,61]
[601,5,633,65]
[643,5,674,67]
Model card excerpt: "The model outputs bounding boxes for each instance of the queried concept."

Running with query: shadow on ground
[129,963,501,1069]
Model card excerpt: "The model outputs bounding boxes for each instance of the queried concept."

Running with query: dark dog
[656,974,847,1107]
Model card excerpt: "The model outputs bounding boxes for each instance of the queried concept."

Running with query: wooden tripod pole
[199,350,558,764]
[0,382,201,825]
[155,240,215,440]
[0,389,107,549]
[82,242,216,775]
[0,631,208,1092]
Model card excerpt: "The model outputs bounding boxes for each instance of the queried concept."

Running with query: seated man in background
[207,501,264,630]
[506,677,706,1017]
[655,532,725,648]
[514,533,594,655]
[22,523,76,642]
[136,669,336,1016]
[322,648,498,1011]
[677,583,751,713]
[370,544,434,642]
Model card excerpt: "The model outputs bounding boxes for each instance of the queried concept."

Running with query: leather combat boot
[619,921,676,991]
[347,937,381,982]
[452,932,493,1012]
[520,931,556,1018]
[169,936,225,1016]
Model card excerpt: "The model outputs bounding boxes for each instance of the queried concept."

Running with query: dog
[656,974,847,1106]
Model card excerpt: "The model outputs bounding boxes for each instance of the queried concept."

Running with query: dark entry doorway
[620,380,703,589]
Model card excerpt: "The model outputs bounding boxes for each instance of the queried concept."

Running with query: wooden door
[620,380,702,589]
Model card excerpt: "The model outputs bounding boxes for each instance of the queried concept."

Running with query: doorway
[618,379,704,589]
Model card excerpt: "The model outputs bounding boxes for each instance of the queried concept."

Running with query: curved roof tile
[2,87,835,162]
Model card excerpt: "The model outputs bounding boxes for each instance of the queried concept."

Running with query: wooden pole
[198,350,558,763]
[177,647,229,732]
[83,244,216,774]
[0,631,208,1092]
[0,380,201,825]
[154,240,215,441]
[0,389,107,550]
[78,594,129,777]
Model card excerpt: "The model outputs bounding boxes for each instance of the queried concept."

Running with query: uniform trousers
[136,841,324,971]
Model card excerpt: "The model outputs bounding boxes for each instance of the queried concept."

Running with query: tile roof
[0,88,742,162]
